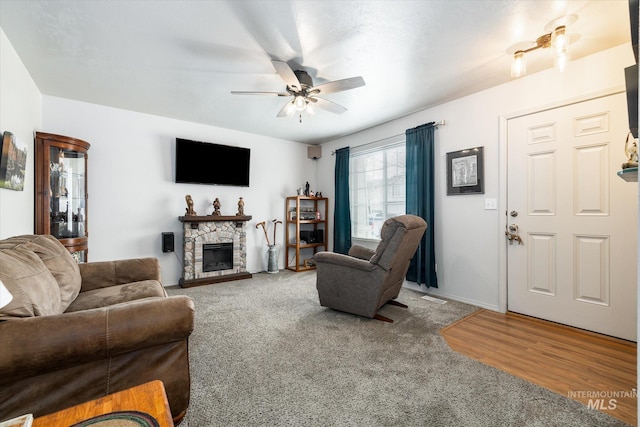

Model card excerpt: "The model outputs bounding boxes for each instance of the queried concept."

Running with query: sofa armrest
[79,257,161,292]
[348,245,376,261]
[0,295,194,385]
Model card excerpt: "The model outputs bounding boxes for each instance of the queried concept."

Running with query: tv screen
[175,138,250,186]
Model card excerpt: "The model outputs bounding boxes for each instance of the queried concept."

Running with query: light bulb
[511,50,526,78]
[284,102,296,117]
[552,26,569,72]
[554,49,569,72]
[552,26,567,53]
[305,103,315,116]
[294,96,306,111]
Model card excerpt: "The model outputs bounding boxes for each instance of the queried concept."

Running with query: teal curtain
[333,147,351,254]
[405,122,437,287]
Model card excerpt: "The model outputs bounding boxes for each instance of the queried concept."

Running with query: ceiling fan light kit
[508,14,577,78]
[232,60,365,122]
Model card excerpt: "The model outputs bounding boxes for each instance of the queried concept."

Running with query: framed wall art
[446,146,484,195]
[0,131,27,191]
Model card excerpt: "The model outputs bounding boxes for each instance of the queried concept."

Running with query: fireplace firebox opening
[203,242,233,272]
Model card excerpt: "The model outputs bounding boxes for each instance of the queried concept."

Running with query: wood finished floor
[441,309,637,426]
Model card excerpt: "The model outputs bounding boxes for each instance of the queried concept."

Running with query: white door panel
[507,93,637,341]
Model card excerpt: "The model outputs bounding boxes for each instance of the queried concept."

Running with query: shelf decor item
[184,195,197,216]
[622,131,638,169]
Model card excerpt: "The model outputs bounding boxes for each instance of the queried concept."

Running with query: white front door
[507,92,637,341]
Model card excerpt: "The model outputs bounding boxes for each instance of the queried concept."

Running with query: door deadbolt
[510,210,518,217]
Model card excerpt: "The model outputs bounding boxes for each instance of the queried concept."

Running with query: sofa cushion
[0,246,62,318]
[65,280,167,313]
[0,235,81,311]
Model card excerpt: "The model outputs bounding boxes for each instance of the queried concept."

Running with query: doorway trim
[497,85,626,313]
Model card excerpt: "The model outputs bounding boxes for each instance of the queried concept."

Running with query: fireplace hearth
[178,214,252,287]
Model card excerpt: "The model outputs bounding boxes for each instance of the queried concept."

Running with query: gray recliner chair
[314,215,427,322]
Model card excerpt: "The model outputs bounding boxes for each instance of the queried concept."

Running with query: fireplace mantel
[179,215,252,223]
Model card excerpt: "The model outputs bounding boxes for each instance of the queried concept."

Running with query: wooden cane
[272,219,282,246]
[256,221,270,246]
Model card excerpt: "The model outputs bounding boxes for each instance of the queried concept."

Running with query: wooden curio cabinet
[35,132,90,262]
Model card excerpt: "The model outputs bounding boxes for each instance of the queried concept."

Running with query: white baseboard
[402,281,501,312]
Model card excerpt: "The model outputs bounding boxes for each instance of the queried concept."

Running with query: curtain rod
[331,120,445,155]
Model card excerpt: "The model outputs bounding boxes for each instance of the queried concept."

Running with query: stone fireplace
[178,214,252,287]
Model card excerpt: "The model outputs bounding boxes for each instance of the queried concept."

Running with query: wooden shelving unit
[285,196,328,272]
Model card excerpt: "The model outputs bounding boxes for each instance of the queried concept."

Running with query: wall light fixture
[508,15,578,78]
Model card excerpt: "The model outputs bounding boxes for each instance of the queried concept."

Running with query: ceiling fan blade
[231,91,290,96]
[312,97,347,114]
[276,100,295,118]
[272,60,301,91]
[309,76,365,95]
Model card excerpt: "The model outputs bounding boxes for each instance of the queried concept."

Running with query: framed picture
[0,131,27,191]
[446,146,484,195]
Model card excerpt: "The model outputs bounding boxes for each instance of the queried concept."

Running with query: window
[350,142,406,239]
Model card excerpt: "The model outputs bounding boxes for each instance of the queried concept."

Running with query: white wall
[0,28,42,238]
[1,20,634,301]
[317,43,636,311]
[41,97,314,285]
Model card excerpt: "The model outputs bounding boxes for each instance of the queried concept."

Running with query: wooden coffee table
[33,380,174,427]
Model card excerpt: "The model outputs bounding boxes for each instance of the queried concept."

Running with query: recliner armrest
[314,251,378,272]
[348,245,376,261]
[79,257,161,291]
[0,295,194,385]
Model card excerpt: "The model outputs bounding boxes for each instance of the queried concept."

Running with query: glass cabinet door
[35,132,90,262]
[49,147,86,239]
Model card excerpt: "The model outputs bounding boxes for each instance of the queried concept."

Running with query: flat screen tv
[175,138,250,186]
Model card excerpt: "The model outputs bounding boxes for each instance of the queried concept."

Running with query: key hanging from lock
[505,224,524,245]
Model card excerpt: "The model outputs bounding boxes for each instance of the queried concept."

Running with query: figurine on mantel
[185,195,197,216]
[236,197,245,216]
[212,197,221,216]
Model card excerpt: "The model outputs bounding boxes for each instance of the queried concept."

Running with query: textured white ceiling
[0,0,632,144]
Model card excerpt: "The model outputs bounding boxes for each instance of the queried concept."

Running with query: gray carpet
[167,271,630,427]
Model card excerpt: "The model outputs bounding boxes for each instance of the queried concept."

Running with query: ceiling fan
[231,60,365,120]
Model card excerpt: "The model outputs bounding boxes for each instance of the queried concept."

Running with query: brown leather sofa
[0,235,195,424]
